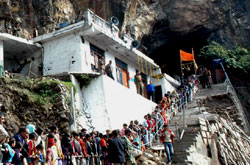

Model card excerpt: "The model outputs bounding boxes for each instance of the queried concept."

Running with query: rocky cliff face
[0,0,248,48]
[0,74,72,135]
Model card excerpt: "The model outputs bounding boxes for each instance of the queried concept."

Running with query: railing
[122,33,134,47]
[130,83,198,150]
[84,9,120,38]
[52,84,198,165]
[220,62,249,130]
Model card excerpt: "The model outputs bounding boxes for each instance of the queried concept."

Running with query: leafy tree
[199,42,250,77]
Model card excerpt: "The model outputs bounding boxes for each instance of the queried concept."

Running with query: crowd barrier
[131,82,198,150]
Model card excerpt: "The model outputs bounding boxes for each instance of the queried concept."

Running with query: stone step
[173,146,192,151]
[174,163,193,165]
[174,142,195,147]
[173,161,193,165]
[173,147,191,152]
[172,150,188,155]
[171,155,189,163]
[176,136,196,143]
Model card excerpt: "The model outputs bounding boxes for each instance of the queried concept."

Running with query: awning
[0,33,41,59]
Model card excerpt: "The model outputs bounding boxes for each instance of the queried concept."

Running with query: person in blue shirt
[2,136,15,164]
[147,80,155,102]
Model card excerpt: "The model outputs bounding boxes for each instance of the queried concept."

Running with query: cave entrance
[144,27,210,80]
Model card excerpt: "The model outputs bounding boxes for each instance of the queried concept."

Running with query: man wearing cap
[160,124,175,164]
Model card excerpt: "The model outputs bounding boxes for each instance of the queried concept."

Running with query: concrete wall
[20,50,43,77]
[102,75,156,130]
[43,34,83,75]
[76,75,110,132]
[75,75,157,133]
[41,33,180,99]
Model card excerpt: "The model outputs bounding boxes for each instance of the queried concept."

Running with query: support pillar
[0,40,3,77]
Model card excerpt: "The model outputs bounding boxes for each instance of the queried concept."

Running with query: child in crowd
[46,134,58,165]
[36,144,44,164]
[28,132,38,165]
[2,136,15,164]
[12,142,23,165]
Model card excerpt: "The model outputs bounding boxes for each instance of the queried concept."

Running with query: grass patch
[4,77,73,106]
[60,81,76,93]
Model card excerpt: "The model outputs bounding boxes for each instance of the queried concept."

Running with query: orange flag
[180,50,194,61]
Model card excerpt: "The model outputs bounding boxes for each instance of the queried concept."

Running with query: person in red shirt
[79,132,88,164]
[28,132,38,165]
[160,125,176,164]
[100,134,108,164]
[147,114,155,132]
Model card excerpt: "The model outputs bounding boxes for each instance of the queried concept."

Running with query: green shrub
[199,42,250,76]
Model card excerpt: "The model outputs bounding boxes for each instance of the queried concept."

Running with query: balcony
[84,9,120,39]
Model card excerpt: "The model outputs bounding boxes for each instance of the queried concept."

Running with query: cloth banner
[180,50,194,61]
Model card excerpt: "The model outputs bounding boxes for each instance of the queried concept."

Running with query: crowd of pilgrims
[0,77,197,165]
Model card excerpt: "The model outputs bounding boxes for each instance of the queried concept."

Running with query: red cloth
[160,129,176,144]
[47,138,55,148]
[147,119,156,132]
[180,50,194,61]
[28,140,36,156]
[100,138,106,147]
[79,139,88,158]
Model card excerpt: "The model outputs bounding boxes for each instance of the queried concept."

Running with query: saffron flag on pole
[180,50,194,61]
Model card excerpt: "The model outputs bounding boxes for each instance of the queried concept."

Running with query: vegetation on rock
[199,42,250,78]
[79,74,93,87]
[0,77,72,134]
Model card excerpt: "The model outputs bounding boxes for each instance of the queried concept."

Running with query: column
[0,40,3,77]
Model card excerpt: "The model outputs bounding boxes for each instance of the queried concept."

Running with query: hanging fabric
[149,63,152,77]
[180,50,194,61]
[145,61,148,75]
[140,56,144,73]
[181,62,193,71]
[137,55,141,71]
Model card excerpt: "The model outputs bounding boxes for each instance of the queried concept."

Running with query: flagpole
[192,48,196,75]
[180,50,184,85]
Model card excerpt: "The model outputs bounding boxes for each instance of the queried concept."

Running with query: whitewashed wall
[75,75,157,133]
[42,34,150,94]
[77,75,111,133]
[102,75,156,130]
[71,75,89,130]
[43,34,83,75]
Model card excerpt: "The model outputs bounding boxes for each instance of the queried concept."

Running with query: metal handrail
[220,62,249,130]
[129,85,198,149]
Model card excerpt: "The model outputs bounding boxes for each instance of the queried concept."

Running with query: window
[90,43,105,73]
[115,58,129,88]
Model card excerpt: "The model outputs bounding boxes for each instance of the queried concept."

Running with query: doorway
[155,85,162,104]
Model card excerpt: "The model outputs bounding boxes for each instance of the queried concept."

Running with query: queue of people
[114,77,198,164]
[0,74,198,165]
[197,67,212,88]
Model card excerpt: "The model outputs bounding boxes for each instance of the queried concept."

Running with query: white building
[31,9,180,132]
[0,33,42,77]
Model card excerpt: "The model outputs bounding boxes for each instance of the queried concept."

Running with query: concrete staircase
[163,84,226,164]
[171,128,199,165]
